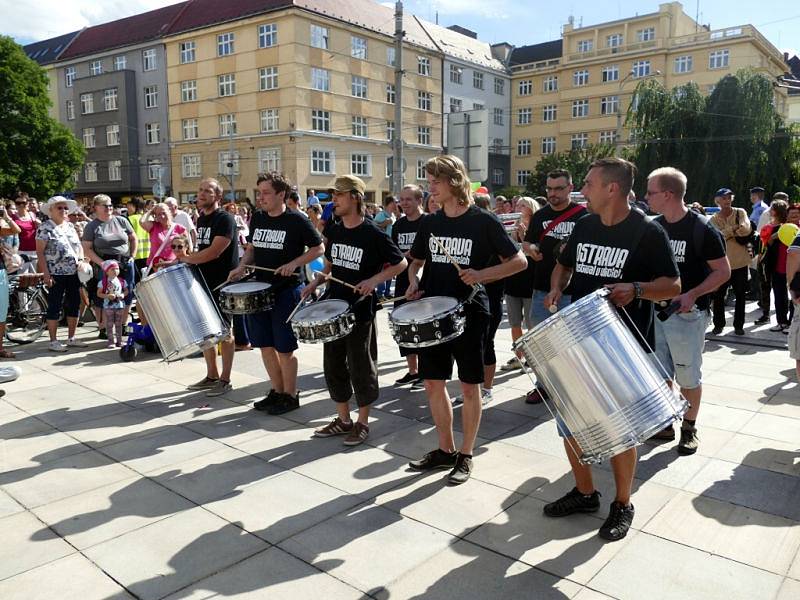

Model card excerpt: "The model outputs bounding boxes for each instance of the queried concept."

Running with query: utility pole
[392,1,405,195]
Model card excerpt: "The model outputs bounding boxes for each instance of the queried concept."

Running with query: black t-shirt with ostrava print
[654,210,726,311]
[247,209,322,288]
[391,213,429,297]
[558,209,679,350]
[324,218,404,322]
[789,234,800,296]
[196,208,239,290]
[410,205,519,315]
[524,201,587,293]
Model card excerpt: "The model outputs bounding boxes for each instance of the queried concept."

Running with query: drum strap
[538,205,586,243]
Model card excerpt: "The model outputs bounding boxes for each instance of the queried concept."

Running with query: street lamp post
[615,69,661,156]
[204,98,235,200]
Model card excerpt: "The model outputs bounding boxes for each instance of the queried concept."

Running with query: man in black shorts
[544,158,680,541]
[302,175,406,446]
[406,155,526,485]
[227,172,324,414]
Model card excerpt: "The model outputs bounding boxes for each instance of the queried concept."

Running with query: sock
[439,448,456,455]
[458,453,473,459]
[685,419,696,427]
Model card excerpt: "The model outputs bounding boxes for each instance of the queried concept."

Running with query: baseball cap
[714,188,733,197]
[749,186,765,194]
[331,174,366,195]
[307,196,320,206]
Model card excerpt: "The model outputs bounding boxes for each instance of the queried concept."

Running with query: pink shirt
[148,222,186,265]
[13,216,38,251]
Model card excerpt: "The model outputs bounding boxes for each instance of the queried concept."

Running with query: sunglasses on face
[99,204,113,208]
[54,206,70,211]
[171,244,185,250]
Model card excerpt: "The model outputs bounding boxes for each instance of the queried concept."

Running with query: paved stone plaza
[1,307,798,600]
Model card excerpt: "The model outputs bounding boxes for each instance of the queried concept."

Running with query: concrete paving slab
[690,402,755,432]
[0,429,89,470]
[776,577,800,600]
[66,409,175,448]
[0,488,24,518]
[497,418,566,459]
[714,432,800,477]
[742,412,800,445]
[233,423,349,470]
[469,442,571,496]
[0,411,54,440]
[0,511,75,580]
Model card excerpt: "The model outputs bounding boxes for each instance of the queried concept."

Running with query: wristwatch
[632,282,643,299]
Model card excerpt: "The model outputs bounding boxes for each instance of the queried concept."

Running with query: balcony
[669,24,782,60]
[564,39,662,63]
[510,58,560,74]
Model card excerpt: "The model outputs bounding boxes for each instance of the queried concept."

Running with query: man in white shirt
[164,197,196,251]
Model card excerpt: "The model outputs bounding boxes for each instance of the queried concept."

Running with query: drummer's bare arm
[522,241,543,261]
[545,264,573,308]
[228,246,254,281]
[606,276,681,306]
[276,243,325,278]
[405,257,425,300]
[180,236,231,265]
[355,258,407,296]
[675,256,730,312]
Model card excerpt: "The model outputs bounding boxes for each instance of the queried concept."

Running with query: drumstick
[245,265,279,274]
[313,270,359,292]
[378,295,405,305]
[285,298,306,323]
[429,235,463,273]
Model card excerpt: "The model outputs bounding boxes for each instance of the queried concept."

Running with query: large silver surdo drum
[513,289,687,464]
[135,263,229,362]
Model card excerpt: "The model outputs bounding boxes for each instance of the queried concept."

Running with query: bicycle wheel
[6,291,48,344]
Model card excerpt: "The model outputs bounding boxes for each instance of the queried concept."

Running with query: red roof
[166,0,293,35]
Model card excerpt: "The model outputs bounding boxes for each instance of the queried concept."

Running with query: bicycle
[5,273,48,344]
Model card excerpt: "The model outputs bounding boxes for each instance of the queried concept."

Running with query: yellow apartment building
[165,1,443,204]
[509,1,789,187]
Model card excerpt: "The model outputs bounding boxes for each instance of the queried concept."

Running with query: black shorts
[417,309,488,384]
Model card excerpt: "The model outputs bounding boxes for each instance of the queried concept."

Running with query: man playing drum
[181,178,239,397]
[301,175,406,446]
[227,172,325,415]
[405,155,526,485]
[646,167,729,454]
[544,158,680,540]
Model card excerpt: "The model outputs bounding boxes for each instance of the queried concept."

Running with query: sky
[3,0,798,58]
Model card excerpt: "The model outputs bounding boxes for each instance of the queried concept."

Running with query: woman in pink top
[140,203,186,271]
[12,197,41,262]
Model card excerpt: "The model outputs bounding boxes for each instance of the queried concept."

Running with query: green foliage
[529,144,616,196]
[0,36,84,198]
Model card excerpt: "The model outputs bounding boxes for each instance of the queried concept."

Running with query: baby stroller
[119,321,159,362]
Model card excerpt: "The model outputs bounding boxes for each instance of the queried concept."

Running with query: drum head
[294,299,350,320]
[222,281,271,293]
[393,296,459,319]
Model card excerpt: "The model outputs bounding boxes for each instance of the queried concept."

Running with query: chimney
[447,25,477,39]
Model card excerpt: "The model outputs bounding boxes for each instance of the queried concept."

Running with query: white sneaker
[49,341,68,352]
[499,358,522,372]
[481,388,494,406]
[66,338,89,348]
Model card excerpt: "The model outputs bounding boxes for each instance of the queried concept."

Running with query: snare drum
[290,299,354,343]
[389,296,465,348]
[219,281,274,315]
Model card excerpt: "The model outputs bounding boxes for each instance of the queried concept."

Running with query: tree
[0,36,84,198]
[528,143,616,196]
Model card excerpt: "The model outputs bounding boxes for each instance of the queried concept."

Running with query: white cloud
[428,0,513,20]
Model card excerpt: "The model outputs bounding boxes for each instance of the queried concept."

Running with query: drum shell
[388,296,465,348]
[219,283,274,315]
[513,290,687,464]
[135,264,228,361]
[291,299,354,344]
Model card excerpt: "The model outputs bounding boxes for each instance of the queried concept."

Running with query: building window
[607,33,623,48]
[66,100,74,120]
[311,149,333,174]
[386,84,395,103]
[258,147,281,172]
[311,109,330,132]
[218,73,236,97]
[387,46,396,66]
[601,95,619,115]
[450,64,462,84]
[541,137,556,155]
[577,39,593,53]
[82,127,95,148]
[258,23,277,48]
[674,55,693,73]
[351,36,367,59]
[259,66,278,90]
[519,79,532,96]
[219,113,237,137]
[106,124,120,146]
[492,168,504,186]
[148,159,162,181]
[180,41,196,64]
[85,162,98,183]
[491,138,504,152]
[145,123,160,145]
[632,60,651,78]
[351,153,370,176]
[637,27,655,42]
[142,48,157,71]
[417,126,431,145]
[473,102,484,110]
[351,75,367,98]
[416,159,426,181]
[602,65,619,82]
[104,88,118,111]
[518,107,532,125]
[144,85,158,108]
[709,49,729,69]
[542,104,557,122]
[65,66,75,87]
[217,151,239,176]
[180,80,197,102]
[260,108,279,132]
[494,77,505,95]
[493,107,503,125]
[311,67,329,91]
[80,93,93,114]
[417,91,432,111]
[352,116,368,137]
[450,98,462,113]
[217,32,235,56]
[571,133,589,149]
[599,130,616,144]
[517,139,531,156]
[108,160,121,181]
[89,60,102,76]
[386,121,395,140]
[473,71,484,89]
[543,75,558,92]
[418,56,431,76]
[573,69,589,86]
[182,118,198,140]
[572,99,589,118]
[114,55,126,70]
[182,154,202,178]
[516,170,531,187]
[310,24,329,49]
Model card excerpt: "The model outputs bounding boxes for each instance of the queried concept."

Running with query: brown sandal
[0,350,16,359]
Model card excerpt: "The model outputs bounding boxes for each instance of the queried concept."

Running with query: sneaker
[395,372,421,386]
[450,394,463,407]
[481,388,494,406]
[187,376,219,391]
[769,324,784,332]
[499,357,522,372]
[543,487,601,517]
[206,380,232,397]
[525,387,548,404]
[253,389,279,412]
[447,453,473,485]
[650,424,675,441]
[66,338,89,348]
[408,448,458,471]
[268,392,300,415]
[754,315,770,325]
[710,327,723,335]
[313,417,354,438]
[734,328,745,336]
[677,423,699,455]
[410,378,425,390]
[106,342,116,349]
[98,329,107,340]
[49,341,68,353]
[343,421,369,446]
[598,501,635,541]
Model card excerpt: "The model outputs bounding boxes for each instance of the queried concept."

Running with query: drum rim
[390,295,461,324]
[220,281,272,293]
[292,298,351,324]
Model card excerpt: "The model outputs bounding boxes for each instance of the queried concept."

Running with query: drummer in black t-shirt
[391,184,428,388]
[227,172,324,415]
[405,155,526,485]
[647,167,729,455]
[301,175,406,446]
[544,158,680,541]
[180,178,239,397]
